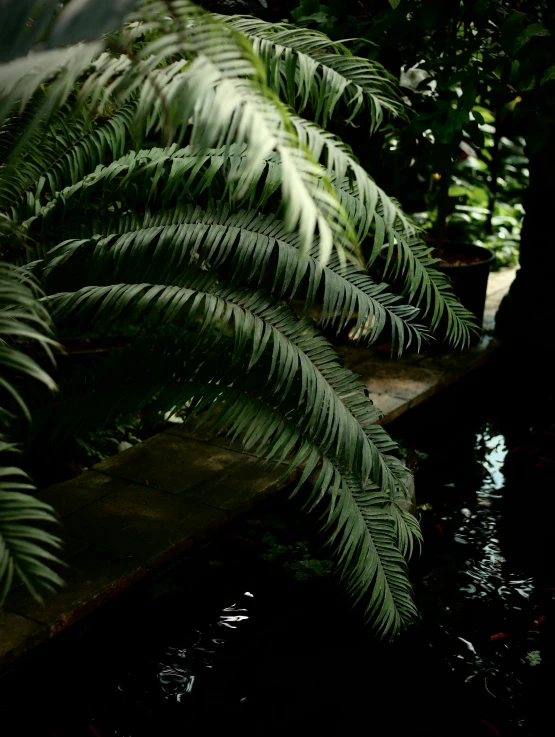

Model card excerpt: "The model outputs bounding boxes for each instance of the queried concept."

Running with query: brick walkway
[0,268,517,669]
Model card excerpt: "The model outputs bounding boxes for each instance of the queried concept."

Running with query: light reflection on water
[434,425,536,727]
[92,421,549,737]
[151,599,252,702]
[454,428,533,607]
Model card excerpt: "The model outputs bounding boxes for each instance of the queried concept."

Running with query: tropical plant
[0,261,63,604]
[0,0,475,637]
[291,0,536,256]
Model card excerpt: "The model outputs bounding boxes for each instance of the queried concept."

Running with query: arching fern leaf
[0,0,475,635]
[0,264,62,603]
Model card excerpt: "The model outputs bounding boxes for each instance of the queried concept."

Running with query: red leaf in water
[88,726,103,737]
[490,632,509,640]
[480,719,501,736]
[435,523,444,537]
[531,615,547,630]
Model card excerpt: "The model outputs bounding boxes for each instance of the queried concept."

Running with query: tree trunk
[495,139,555,348]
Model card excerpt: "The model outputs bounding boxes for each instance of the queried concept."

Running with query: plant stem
[435,165,450,247]
[486,109,502,235]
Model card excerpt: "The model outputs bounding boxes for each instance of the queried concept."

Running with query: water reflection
[81,421,551,737]
[418,423,547,734]
[452,428,533,608]
[151,599,250,702]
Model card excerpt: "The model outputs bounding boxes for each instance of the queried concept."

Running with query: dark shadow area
[1,356,553,737]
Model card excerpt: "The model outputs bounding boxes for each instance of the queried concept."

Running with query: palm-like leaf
[217,15,404,130]
[0,102,137,224]
[2,0,360,264]
[0,458,64,605]
[0,263,57,421]
[0,0,475,635]
[0,265,62,603]
[50,278,402,488]
[39,194,427,352]
[36,322,420,632]
[24,137,472,347]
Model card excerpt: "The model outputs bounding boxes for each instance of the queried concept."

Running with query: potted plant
[426,240,496,325]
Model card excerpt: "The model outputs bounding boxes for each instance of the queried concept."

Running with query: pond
[1,377,553,737]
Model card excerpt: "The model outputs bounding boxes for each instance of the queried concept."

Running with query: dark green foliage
[292,0,554,259]
[0,0,475,634]
[0,265,63,604]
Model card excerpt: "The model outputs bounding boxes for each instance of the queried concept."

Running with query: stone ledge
[347,333,500,425]
[1,431,297,669]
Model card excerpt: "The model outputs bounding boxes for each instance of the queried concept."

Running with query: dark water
[1,380,554,736]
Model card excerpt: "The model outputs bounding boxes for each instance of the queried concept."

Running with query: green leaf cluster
[0,0,475,635]
[0,264,63,604]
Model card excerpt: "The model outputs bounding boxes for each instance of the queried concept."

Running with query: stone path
[0,267,517,669]
[340,266,517,424]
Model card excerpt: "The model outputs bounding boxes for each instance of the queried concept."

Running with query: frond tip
[219,14,405,130]
[0,462,64,605]
[0,263,58,422]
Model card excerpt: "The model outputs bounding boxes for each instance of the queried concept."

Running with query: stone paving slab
[338,335,498,424]
[38,471,129,517]
[0,611,43,663]
[0,433,295,668]
[166,421,263,457]
[5,545,146,644]
[0,267,516,670]
[60,482,228,566]
[92,433,249,494]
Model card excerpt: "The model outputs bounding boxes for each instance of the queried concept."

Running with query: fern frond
[42,200,428,352]
[49,270,421,571]
[30,136,466,350]
[218,15,404,129]
[0,262,62,605]
[0,462,64,605]
[49,278,405,491]
[0,102,137,222]
[39,328,416,635]
[26,139,471,350]
[0,263,58,421]
[196,384,417,634]
[378,232,478,347]
[0,41,105,138]
[333,185,478,346]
